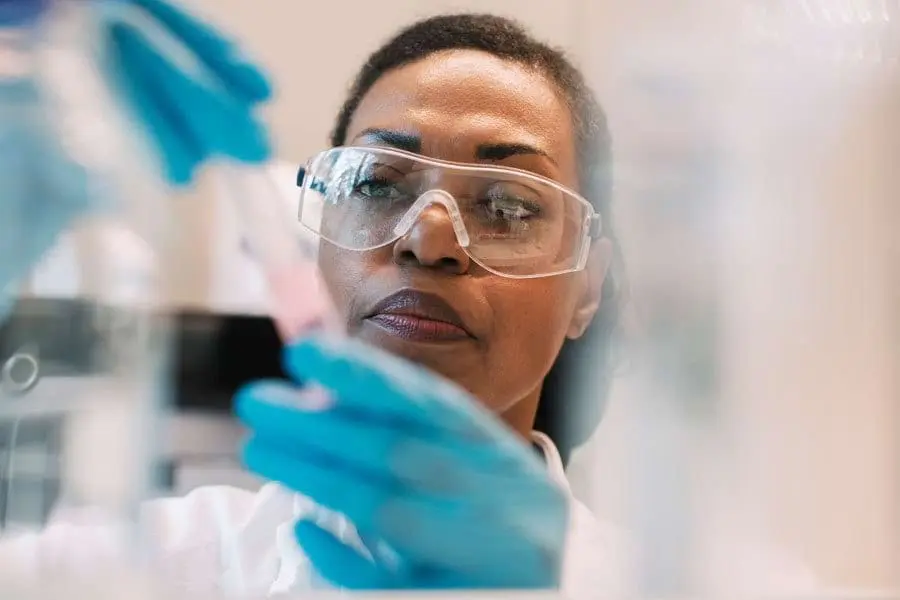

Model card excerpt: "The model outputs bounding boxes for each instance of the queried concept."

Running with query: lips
[364,289,473,342]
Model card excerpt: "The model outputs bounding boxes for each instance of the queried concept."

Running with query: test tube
[215,162,341,342]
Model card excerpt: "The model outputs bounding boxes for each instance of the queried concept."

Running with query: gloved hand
[237,335,570,590]
[98,0,273,186]
[1,0,273,313]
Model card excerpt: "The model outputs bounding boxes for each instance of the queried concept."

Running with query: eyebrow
[475,142,556,165]
[354,128,556,165]
[355,128,421,153]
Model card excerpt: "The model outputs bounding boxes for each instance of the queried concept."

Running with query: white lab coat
[0,431,815,598]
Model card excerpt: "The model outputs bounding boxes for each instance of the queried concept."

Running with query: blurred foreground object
[582,0,900,595]
[99,0,273,185]
[0,0,172,552]
[0,0,276,597]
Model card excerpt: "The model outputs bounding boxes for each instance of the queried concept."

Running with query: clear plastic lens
[299,146,594,278]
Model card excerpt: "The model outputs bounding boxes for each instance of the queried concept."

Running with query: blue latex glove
[0,0,49,24]
[98,0,273,185]
[0,0,273,313]
[237,336,569,590]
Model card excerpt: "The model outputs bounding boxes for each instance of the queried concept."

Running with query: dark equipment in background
[0,298,285,528]
[0,297,587,527]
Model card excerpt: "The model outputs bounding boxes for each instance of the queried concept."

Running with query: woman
[238,11,622,592]
[0,13,626,597]
[234,13,812,595]
[237,12,624,593]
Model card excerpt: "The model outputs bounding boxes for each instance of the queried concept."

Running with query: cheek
[318,245,379,317]
[484,278,579,378]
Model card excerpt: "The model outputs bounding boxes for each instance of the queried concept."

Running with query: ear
[566,238,613,340]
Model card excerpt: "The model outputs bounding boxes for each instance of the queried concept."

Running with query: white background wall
[151,1,899,590]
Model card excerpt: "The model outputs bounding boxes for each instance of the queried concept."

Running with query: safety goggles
[295,146,602,279]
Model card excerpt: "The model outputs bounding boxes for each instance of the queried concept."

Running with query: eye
[353,178,402,200]
[489,200,536,220]
[481,185,543,220]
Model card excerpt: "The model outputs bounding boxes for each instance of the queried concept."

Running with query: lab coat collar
[531,430,571,492]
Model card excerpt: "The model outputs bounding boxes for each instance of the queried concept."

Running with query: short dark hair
[330,13,623,463]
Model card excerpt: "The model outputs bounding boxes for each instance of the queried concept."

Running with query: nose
[392,204,471,275]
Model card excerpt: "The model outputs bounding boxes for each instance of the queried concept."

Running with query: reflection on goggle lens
[297,146,602,279]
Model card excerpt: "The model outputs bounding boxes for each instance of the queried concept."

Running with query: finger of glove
[283,335,500,441]
[127,0,272,104]
[109,22,271,164]
[112,20,271,163]
[105,23,205,184]
[294,520,403,590]
[285,336,546,474]
[242,437,554,587]
[236,382,407,482]
[375,497,560,589]
[415,569,533,590]
[357,530,413,579]
[236,382,548,498]
[242,436,394,534]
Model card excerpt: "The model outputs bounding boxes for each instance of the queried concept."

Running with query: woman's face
[319,50,608,421]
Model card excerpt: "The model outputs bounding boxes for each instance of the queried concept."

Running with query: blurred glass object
[214,163,338,342]
[581,0,900,596]
[0,0,171,580]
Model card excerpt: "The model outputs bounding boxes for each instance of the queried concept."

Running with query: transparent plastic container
[579,0,900,596]
[0,0,173,587]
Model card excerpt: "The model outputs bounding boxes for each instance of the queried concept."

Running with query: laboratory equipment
[214,164,339,342]
[0,0,273,596]
[0,0,172,541]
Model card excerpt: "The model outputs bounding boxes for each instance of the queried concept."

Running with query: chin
[354,322,490,391]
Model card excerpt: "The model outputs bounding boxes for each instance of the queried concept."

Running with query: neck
[500,384,543,441]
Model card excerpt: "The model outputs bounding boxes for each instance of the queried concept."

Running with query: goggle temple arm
[572,213,604,272]
[296,166,306,187]
[588,213,603,239]
[297,165,330,193]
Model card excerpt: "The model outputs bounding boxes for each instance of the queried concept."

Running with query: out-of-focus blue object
[0,0,175,556]
[0,80,92,311]
[0,0,92,314]
[0,0,276,313]
[99,0,274,185]
[0,0,49,25]
[237,335,569,590]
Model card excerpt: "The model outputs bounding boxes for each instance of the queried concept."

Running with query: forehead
[344,50,578,182]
